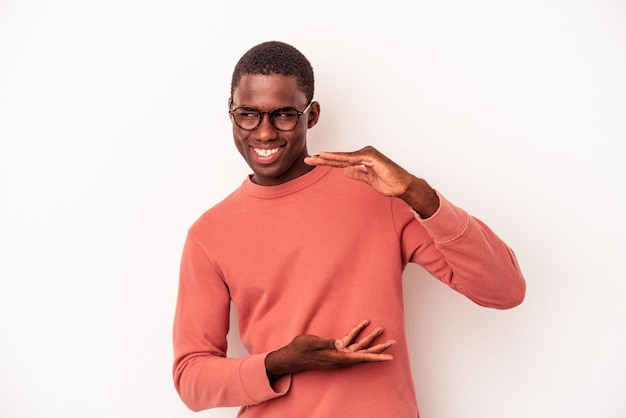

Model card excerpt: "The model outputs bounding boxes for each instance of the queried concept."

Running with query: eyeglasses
[229,101,313,132]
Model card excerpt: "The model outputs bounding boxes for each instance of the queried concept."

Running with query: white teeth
[254,148,279,157]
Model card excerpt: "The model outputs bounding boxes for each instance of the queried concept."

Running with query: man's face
[230,74,319,186]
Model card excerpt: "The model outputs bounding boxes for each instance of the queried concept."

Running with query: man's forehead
[235,74,299,93]
[232,74,307,107]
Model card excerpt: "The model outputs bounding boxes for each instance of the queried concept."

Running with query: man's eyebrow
[234,105,257,110]
[236,105,297,112]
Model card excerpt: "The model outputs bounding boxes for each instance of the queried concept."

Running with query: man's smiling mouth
[253,147,280,157]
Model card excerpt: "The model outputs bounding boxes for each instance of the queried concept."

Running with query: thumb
[343,166,370,184]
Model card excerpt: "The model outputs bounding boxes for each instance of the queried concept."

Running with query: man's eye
[273,111,297,118]
[237,111,258,118]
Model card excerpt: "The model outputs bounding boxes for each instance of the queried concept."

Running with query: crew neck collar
[241,166,333,199]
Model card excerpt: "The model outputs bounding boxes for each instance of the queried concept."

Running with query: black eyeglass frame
[228,101,313,132]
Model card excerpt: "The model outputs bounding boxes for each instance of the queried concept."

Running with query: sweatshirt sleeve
[172,234,290,411]
[405,191,526,309]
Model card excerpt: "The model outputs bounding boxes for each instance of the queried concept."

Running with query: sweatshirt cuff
[418,191,470,243]
[239,352,291,404]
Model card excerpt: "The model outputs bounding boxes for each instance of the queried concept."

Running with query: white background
[1,1,625,417]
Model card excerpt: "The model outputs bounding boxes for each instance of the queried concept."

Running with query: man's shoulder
[188,184,247,231]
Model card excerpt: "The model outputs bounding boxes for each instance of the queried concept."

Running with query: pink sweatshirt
[173,166,525,417]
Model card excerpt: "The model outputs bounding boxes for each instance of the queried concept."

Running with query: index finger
[304,151,371,168]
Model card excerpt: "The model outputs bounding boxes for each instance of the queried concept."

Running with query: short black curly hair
[230,41,314,102]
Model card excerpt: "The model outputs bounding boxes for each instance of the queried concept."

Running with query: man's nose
[255,113,277,140]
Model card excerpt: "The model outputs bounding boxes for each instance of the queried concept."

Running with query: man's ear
[227,97,233,109]
[307,101,321,128]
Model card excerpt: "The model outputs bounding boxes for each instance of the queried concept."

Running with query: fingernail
[334,340,343,349]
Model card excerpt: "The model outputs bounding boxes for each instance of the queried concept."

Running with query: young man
[173,41,525,417]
